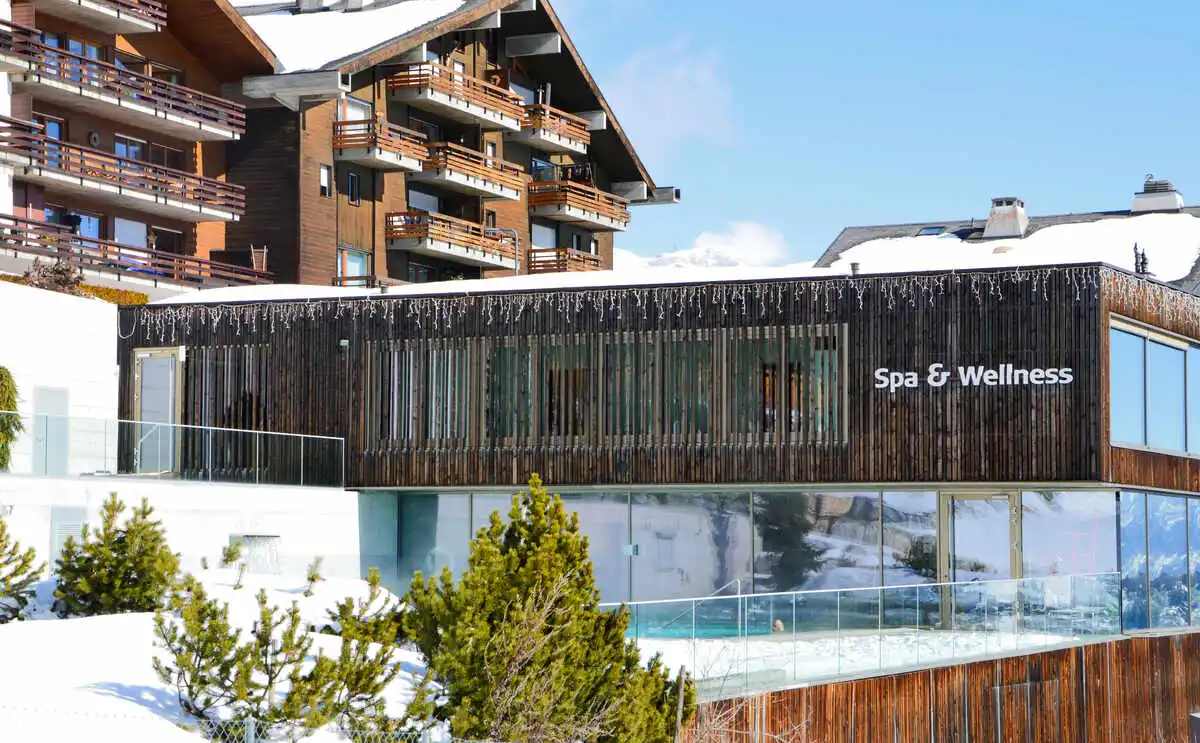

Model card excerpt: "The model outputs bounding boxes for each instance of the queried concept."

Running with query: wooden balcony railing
[386,62,525,122]
[0,20,244,134]
[424,141,525,192]
[333,118,427,160]
[385,211,517,262]
[526,247,604,274]
[78,0,168,26]
[0,213,270,286]
[0,115,245,215]
[528,180,631,224]
[524,104,591,146]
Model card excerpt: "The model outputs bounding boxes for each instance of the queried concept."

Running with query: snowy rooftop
[237,0,469,72]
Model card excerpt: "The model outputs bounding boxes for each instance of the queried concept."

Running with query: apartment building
[0,0,276,295]
[227,0,677,286]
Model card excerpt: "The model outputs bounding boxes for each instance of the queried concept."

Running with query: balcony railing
[0,20,244,138]
[332,118,427,168]
[416,141,524,196]
[30,0,167,33]
[0,213,270,287]
[526,247,603,273]
[528,180,631,229]
[386,62,525,129]
[522,103,590,149]
[0,115,245,219]
[385,210,517,263]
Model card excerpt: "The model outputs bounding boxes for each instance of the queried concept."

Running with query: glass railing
[0,410,345,487]
[606,572,1121,699]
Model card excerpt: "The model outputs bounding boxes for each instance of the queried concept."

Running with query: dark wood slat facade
[688,633,1200,743]
[117,264,1115,489]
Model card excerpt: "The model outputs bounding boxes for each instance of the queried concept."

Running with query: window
[340,96,373,122]
[347,172,361,206]
[407,188,439,214]
[407,262,434,283]
[150,144,185,171]
[1110,327,1146,445]
[45,205,101,240]
[151,227,183,254]
[114,135,146,162]
[571,233,583,252]
[149,61,182,86]
[114,218,147,249]
[730,327,843,440]
[1147,340,1186,451]
[1148,493,1189,627]
[337,246,370,277]
[916,226,945,236]
[484,141,497,167]
[319,165,332,197]
[484,210,496,228]
[409,116,440,143]
[452,60,466,83]
[1110,320,1200,455]
[531,221,557,251]
[531,156,556,182]
[510,82,536,105]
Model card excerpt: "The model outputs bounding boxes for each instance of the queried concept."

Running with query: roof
[817,209,1200,287]
[170,0,278,78]
[236,0,656,188]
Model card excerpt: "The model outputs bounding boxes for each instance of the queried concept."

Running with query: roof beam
[506,33,561,57]
[612,181,648,202]
[396,43,427,64]
[633,187,682,206]
[242,70,348,111]
[462,10,501,30]
[503,0,536,12]
[577,110,606,131]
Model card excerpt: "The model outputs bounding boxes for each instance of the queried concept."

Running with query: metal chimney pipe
[850,262,860,276]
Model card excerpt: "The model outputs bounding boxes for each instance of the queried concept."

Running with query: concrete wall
[0,474,363,578]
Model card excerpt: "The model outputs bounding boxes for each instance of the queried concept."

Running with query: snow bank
[243,0,466,72]
[0,571,424,742]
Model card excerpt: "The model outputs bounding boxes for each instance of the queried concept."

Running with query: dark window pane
[1119,491,1148,630]
[632,492,752,602]
[1021,491,1118,577]
[1147,341,1185,451]
[1148,494,1189,628]
[1110,329,1146,445]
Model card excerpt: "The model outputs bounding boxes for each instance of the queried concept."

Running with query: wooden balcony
[0,21,244,141]
[0,116,245,222]
[526,247,604,274]
[385,211,517,270]
[0,214,269,289]
[528,181,631,232]
[507,104,590,155]
[386,62,524,132]
[29,0,165,34]
[408,141,523,201]
[333,118,426,172]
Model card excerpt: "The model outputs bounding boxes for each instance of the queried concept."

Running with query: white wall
[0,475,363,579]
[0,281,119,474]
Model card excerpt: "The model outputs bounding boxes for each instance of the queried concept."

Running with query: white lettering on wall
[873,363,1074,392]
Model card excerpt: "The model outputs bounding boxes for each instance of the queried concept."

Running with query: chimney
[850,262,860,276]
[982,197,1029,239]
[296,0,321,12]
[1132,174,1184,213]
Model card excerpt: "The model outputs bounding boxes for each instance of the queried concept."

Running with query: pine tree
[53,493,180,617]
[403,474,695,743]
[324,567,404,732]
[0,366,23,472]
[220,542,242,568]
[0,515,43,622]
[304,556,325,598]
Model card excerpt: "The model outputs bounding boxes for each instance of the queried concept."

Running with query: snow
[242,0,467,72]
[827,212,1200,282]
[0,571,426,742]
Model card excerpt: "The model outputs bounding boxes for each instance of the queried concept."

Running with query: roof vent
[983,197,1028,239]
[1132,174,1184,213]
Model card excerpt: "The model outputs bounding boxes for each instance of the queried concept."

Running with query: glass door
[132,348,182,474]
[939,491,1023,631]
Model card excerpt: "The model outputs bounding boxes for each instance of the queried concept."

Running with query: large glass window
[1147,341,1186,451]
[395,492,471,590]
[881,492,938,585]
[1021,491,1118,578]
[632,492,752,601]
[1120,491,1149,630]
[1148,494,1189,628]
[1191,499,1200,621]
[1110,328,1146,445]
[559,492,631,602]
[1189,347,1200,454]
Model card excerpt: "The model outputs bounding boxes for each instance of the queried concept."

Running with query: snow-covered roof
[240,0,468,72]
[822,212,1200,284]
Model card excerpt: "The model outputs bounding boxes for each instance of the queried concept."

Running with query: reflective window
[1110,328,1145,445]
[1148,494,1189,628]
[1146,341,1186,451]
[881,492,938,585]
[1021,491,1118,578]
[1190,347,1200,454]
[395,492,471,589]
[752,491,882,592]
[559,492,631,603]
[950,496,1011,582]
[1191,499,1200,622]
[632,492,752,601]
[1119,491,1148,630]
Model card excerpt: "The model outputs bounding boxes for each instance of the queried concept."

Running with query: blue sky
[555,0,1200,265]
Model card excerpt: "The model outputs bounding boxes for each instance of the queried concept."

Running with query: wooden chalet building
[0,0,276,296]
[225,0,678,286]
[116,261,1200,634]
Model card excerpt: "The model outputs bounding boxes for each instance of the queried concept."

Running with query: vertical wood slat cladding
[116,265,1107,488]
[226,108,300,281]
[685,633,1200,743]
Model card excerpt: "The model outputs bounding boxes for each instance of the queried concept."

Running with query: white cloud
[614,221,814,272]
[601,36,734,171]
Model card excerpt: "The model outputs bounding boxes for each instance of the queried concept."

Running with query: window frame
[1110,315,1199,457]
[319,164,332,198]
[347,171,361,206]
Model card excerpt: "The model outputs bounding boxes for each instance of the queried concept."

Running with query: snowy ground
[0,570,427,742]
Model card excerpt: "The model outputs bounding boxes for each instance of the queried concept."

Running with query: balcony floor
[334,147,422,172]
[29,0,161,34]
[529,203,629,232]
[408,168,521,201]
[506,128,588,155]
[14,75,239,142]
[9,164,238,223]
[387,236,516,270]
[388,88,520,132]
